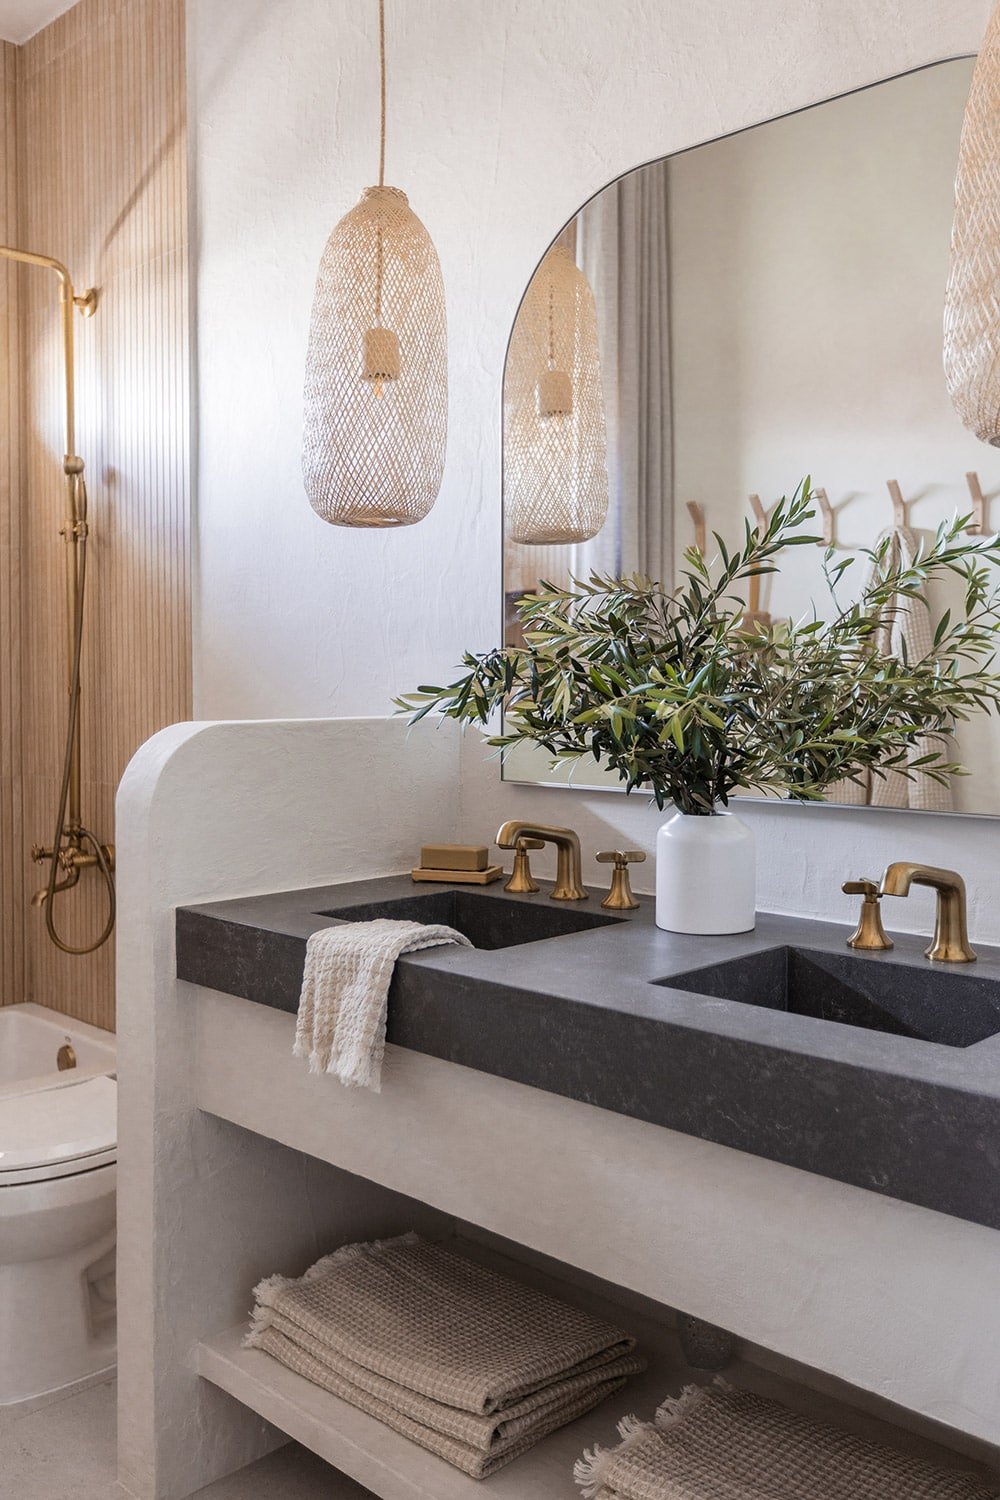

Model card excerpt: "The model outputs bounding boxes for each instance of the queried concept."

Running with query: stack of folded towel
[245,1233,646,1479]
[575,1380,998,1500]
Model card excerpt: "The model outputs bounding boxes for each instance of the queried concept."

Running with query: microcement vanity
[177,877,1000,1230]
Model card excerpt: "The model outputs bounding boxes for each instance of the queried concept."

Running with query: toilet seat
[0,1075,117,1186]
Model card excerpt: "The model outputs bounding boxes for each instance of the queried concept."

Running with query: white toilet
[0,1075,117,1409]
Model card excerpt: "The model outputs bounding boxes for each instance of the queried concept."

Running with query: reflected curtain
[574,159,673,583]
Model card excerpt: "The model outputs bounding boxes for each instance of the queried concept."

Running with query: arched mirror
[502,56,1000,816]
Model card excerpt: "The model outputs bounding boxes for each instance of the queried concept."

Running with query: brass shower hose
[39,469,116,955]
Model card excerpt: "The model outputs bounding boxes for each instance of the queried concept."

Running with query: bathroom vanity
[177,876,1000,1230]
[114,718,1000,1500]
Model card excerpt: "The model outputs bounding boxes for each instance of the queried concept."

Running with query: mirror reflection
[502,57,1000,814]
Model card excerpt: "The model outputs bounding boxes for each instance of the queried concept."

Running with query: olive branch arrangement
[397,480,1000,815]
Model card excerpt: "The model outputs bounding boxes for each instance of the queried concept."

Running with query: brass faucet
[496,821,588,901]
[879,862,976,963]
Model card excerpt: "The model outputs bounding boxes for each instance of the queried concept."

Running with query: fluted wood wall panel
[5,0,189,1030]
[0,43,23,1011]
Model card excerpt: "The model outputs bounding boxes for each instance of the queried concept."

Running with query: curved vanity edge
[176,876,1000,1232]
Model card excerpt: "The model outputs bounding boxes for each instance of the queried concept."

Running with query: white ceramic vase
[655,807,756,934]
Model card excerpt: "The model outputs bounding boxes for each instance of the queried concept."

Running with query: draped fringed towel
[574,1380,998,1500]
[245,1234,646,1479]
[827,526,954,812]
[294,918,471,1090]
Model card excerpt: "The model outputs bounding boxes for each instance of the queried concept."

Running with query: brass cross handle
[596,850,646,911]
[504,837,545,895]
[843,877,893,952]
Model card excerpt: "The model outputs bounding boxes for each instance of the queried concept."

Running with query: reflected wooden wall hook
[813,487,834,547]
[886,479,908,529]
[685,501,706,553]
[749,493,770,530]
[965,471,987,535]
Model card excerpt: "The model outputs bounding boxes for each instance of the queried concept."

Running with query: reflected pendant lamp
[302,0,448,526]
[504,243,609,545]
[945,1,1000,445]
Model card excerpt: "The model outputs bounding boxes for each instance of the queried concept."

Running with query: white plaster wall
[115,717,461,1498]
[189,0,1000,922]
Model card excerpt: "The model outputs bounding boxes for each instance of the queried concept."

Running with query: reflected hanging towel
[864,526,952,812]
[293,918,470,1090]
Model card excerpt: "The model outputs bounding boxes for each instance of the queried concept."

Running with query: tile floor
[0,1378,371,1499]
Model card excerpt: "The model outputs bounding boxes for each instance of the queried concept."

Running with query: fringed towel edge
[573,1412,656,1497]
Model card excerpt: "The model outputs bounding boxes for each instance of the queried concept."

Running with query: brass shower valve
[32,840,115,874]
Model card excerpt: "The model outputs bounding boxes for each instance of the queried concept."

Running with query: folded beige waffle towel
[255,1308,644,1451]
[246,1234,645,1478]
[255,1324,631,1478]
[574,1380,999,1500]
[293,919,470,1090]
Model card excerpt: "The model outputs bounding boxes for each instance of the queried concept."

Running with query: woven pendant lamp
[504,243,609,545]
[945,5,1000,445]
[303,0,448,526]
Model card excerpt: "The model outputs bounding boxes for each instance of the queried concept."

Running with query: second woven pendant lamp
[505,243,609,545]
[302,0,448,527]
[945,2,1000,445]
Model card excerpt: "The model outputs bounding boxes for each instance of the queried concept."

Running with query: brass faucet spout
[879,862,976,963]
[496,820,588,901]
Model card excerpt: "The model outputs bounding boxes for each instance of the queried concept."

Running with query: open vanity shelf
[197,1323,677,1500]
[194,1229,994,1500]
[196,1235,692,1500]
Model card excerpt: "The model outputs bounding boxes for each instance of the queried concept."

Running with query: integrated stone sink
[177,877,1000,1227]
[659,945,1000,1049]
[320,889,623,951]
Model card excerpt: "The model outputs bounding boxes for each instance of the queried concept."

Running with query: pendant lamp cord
[378,0,386,188]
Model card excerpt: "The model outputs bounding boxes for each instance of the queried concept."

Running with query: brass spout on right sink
[879,862,977,963]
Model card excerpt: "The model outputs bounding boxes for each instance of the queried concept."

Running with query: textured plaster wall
[115,717,461,1497]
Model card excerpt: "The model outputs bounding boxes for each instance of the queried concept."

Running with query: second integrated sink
[658,946,1000,1048]
[320,889,624,951]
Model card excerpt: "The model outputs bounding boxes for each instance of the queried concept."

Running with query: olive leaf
[396,480,1000,816]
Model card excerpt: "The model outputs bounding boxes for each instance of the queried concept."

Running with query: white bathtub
[0,1002,117,1407]
[0,1002,116,1101]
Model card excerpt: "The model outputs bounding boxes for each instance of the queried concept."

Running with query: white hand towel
[294,919,471,1091]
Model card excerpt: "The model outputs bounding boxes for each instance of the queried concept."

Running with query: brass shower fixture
[1,244,115,955]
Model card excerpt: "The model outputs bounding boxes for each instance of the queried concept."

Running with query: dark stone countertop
[176,876,1000,1231]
